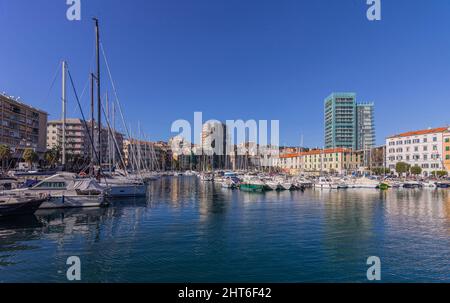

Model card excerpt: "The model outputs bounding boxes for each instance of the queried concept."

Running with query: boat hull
[240,184,265,192]
[0,198,47,217]
[40,195,106,209]
[106,184,147,198]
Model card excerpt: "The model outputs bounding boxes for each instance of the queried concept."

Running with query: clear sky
[1,0,450,147]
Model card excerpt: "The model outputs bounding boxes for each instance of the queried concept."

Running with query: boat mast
[62,61,67,167]
[106,92,111,174]
[112,101,114,169]
[90,73,95,176]
[94,18,102,170]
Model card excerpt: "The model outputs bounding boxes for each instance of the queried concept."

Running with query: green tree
[395,162,410,176]
[432,170,448,178]
[44,146,61,168]
[372,167,390,175]
[0,144,11,172]
[23,148,39,169]
[410,165,422,176]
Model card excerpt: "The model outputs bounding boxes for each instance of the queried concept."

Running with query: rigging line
[43,61,62,104]
[99,100,130,178]
[100,42,144,180]
[100,43,133,141]
[71,74,90,116]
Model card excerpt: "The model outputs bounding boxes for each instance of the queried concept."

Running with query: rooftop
[387,127,449,139]
[0,92,48,115]
[279,148,353,159]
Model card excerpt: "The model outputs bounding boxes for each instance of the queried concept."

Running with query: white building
[47,119,88,156]
[386,127,449,176]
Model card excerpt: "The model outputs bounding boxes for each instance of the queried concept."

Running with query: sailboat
[89,18,148,199]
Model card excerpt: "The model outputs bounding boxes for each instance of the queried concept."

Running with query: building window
[433,137,437,142]
[445,138,450,143]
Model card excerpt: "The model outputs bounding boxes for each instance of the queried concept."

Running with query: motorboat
[264,180,280,191]
[421,181,437,189]
[279,181,293,190]
[100,175,147,198]
[314,177,347,189]
[1,173,107,209]
[200,173,214,182]
[403,181,422,189]
[351,176,380,189]
[221,177,239,189]
[240,178,266,192]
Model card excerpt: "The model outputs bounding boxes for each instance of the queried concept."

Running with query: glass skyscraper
[356,103,375,150]
[324,93,375,151]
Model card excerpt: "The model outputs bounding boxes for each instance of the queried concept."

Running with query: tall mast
[112,101,114,169]
[106,92,111,173]
[94,18,101,168]
[62,61,67,167]
[90,73,95,175]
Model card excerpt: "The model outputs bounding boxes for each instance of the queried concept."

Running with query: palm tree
[0,144,11,172]
[23,148,38,169]
[44,146,61,168]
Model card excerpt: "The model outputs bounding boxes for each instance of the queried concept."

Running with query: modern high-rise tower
[324,93,375,151]
[324,93,357,150]
[356,103,375,150]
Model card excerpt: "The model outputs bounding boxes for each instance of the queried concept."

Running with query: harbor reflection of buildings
[384,190,450,225]
[317,189,386,274]
[197,181,230,222]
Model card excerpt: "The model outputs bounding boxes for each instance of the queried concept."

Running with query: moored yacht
[100,175,147,198]
[350,176,380,189]
[1,173,107,209]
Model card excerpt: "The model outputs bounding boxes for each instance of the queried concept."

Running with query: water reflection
[0,177,449,282]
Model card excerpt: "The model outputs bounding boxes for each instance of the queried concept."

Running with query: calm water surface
[1,176,449,282]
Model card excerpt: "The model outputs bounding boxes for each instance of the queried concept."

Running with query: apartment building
[123,139,166,170]
[47,119,89,156]
[274,148,363,175]
[0,93,48,158]
[444,131,450,172]
[386,127,449,176]
[47,118,123,164]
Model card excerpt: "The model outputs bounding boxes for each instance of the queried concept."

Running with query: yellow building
[275,148,363,175]
[444,131,450,172]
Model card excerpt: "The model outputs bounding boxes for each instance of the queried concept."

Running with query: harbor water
[1,176,449,282]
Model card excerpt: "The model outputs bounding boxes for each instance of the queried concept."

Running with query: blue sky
[1,0,450,147]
